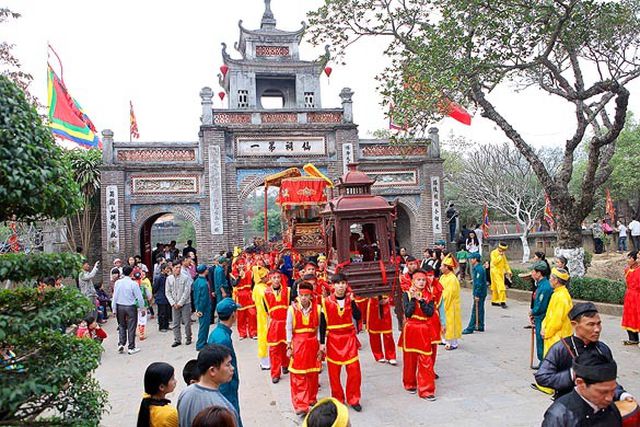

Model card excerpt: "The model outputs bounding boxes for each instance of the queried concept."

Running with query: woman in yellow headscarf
[541,268,573,355]
[440,254,462,350]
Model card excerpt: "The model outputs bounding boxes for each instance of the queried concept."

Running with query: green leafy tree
[606,114,640,219]
[0,72,107,424]
[308,0,640,275]
[251,210,282,237]
[0,75,82,222]
[63,149,102,258]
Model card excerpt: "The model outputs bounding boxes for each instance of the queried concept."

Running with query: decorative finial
[261,0,277,29]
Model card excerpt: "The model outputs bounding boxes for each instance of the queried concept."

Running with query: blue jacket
[531,277,553,320]
[192,276,211,314]
[214,265,230,295]
[152,273,169,305]
[208,323,241,426]
[472,263,487,298]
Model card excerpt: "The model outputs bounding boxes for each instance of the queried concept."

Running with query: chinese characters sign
[430,176,443,238]
[209,146,224,235]
[105,185,120,253]
[342,143,354,173]
[236,137,326,157]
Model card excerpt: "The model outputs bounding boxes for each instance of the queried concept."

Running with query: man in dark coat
[542,351,622,426]
[534,303,634,402]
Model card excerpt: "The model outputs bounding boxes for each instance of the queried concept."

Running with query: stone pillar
[340,87,354,124]
[428,127,440,159]
[200,87,214,125]
[102,129,114,164]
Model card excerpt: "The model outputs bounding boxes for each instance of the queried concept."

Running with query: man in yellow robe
[252,257,270,370]
[440,254,461,350]
[541,267,573,355]
[490,242,512,308]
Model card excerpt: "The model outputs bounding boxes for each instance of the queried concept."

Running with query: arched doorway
[133,204,201,272]
[241,186,282,246]
[395,204,413,256]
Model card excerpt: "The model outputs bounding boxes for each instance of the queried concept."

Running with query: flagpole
[129,100,132,143]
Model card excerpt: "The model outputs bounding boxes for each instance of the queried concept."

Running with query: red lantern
[324,66,333,78]
[220,64,229,76]
[218,91,225,101]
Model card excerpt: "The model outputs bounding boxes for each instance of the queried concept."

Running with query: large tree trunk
[520,231,530,263]
[554,209,586,277]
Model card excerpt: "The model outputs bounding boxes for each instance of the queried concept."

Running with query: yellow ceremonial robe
[489,249,511,304]
[251,269,269,359]
[440,271,462,340]
[541,285,573,355]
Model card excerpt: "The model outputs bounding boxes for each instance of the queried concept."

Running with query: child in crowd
[456,247,468,281]
[134,271,152,340]
[95,283,111,322]
[137,362,179,427]
[75,315,108,343]
[182,359,200,385]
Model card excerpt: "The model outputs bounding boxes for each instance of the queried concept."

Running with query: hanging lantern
[324,66,333,78]
[218,91,226,101]
[220,64,229,76]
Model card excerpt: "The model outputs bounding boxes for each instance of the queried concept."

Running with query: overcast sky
[3,0,640,148]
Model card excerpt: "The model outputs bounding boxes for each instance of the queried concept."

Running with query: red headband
[298,289,313,296]
[412,272,428,280]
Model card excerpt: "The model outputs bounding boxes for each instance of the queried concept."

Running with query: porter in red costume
[319,273,363,411]
[286,282,322,417]
[366,295,396,364]
[398,269,437,400]
[231,259,257,339]
[622,251,640,345]
[264,270,292,383]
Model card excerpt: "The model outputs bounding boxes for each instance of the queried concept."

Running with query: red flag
[544,194,555,228]
[129,101,139,140]
[445,101,472,125]
[481,205,490,238]
[605,189,616,222]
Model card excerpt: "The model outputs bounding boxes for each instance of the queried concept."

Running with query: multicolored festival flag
[544,194,555,228]
[605,188,616,222]
[481,204,490,238]
[129,100,140,140]
[47,65,101,149]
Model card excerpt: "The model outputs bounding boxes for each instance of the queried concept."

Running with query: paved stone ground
[95,288,639,426]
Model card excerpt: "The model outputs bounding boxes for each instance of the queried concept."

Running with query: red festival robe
[398,290,433,355]
[623,266,640,332]
[264,286,290,346]
[427,280,444,345]
[288,302,322,374]
[322,295,359,365]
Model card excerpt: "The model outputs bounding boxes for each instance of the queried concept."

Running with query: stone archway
[395,198,420,256]
[132,204,201,268]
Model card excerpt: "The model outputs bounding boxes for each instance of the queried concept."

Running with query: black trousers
[116,304,137,350]
[157,303,171,330]
[594,238,604,254]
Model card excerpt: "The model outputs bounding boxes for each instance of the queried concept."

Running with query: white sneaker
[118,345,125,354]
[377,358,387,363]
[388,359,398,366]
[128,347,141,355]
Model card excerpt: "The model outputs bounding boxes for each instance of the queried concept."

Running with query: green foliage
[0,287,109,424]
[177,219,196,246]
[308,0,640,249]
[251,210,282,236]
[607,114,640,218]
[0,75,82,222]
[510,268,625,304]
[0,252,83,283]
[62,149,102,202]
[583,250,593,270]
